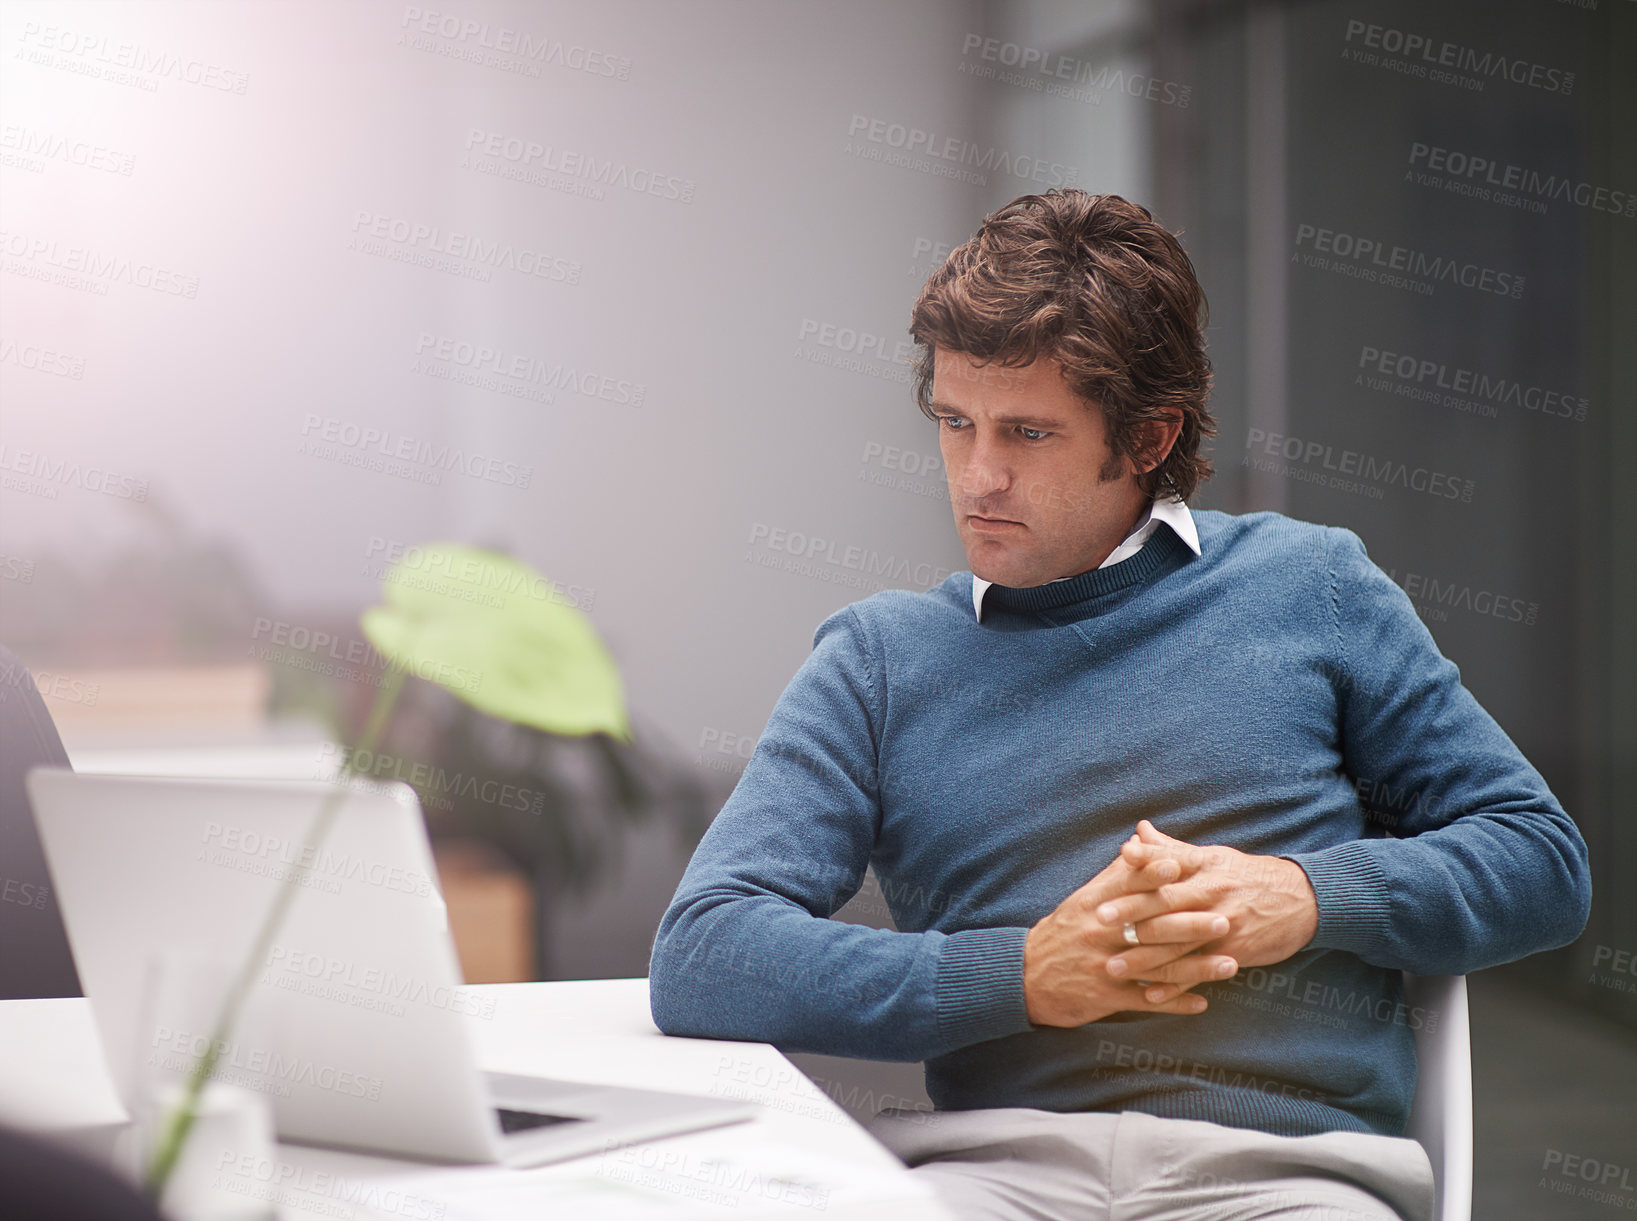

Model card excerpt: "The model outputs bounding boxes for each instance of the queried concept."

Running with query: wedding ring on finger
[1122,922,1141,946]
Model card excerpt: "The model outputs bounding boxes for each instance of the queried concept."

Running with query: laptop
[24,767,753,1167]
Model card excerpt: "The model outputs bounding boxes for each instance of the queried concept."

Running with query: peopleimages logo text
[1293,223,1524,299]
[0,125,135,175]
[846,114,1079,187]
[399,7,631,79]
[462,129,692,203]
[1342,20,1574,94]
[747,523,955,589]
[0,339,86,379]
[958,34,1192,107]
[349,212,581,284]
[16,21,250,92]
[1357,345,1588,422]
[414,333,644,406]
[1244,429,1475,503]
[0,445,148,500]
[1407,143,1634,219]
[0,229,200,297]
[298,415,532,488]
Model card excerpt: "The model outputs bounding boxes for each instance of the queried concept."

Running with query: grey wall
[0,0,989,772]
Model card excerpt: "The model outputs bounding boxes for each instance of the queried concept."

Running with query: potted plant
[143,543,637,1203]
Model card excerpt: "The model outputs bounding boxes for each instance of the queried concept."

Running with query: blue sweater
[650,510,1591,1138]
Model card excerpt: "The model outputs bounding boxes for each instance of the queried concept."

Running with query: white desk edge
[0,978,953,1221]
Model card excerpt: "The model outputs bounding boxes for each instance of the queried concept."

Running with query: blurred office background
[1,1,1631,1215]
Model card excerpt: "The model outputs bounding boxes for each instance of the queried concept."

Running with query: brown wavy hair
[910,190,1215,501]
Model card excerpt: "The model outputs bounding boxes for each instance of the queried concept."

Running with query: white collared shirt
[971,497,1202,623]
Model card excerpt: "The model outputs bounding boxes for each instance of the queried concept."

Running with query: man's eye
[938,416,969,430]
[1019,427,1048,441]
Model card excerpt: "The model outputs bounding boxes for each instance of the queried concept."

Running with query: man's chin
[965,548,1042,589]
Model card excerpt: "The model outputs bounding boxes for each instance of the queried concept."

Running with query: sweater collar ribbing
[979,525,1194,616]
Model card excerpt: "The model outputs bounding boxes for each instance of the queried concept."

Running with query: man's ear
[1132,409,1184,475]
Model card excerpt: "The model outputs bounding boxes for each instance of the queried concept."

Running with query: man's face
[931,347,1150,588]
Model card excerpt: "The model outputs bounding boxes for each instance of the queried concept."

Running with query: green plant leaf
[360,543,629,740]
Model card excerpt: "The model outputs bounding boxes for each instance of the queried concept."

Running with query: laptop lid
[25,768,503,1164]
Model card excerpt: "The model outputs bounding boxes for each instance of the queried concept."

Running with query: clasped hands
[1023,819,1320,1028]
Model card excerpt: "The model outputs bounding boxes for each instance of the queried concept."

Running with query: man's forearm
[1284,806,1590,974]
[650,883,1032,1060]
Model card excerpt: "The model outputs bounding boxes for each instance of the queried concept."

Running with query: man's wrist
[939,926,1034,1048]
[1279,856,1320,950]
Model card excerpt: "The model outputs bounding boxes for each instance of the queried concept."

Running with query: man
[649,190,1591,1220]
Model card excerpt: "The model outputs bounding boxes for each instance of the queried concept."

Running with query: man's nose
[959,432,1011,499]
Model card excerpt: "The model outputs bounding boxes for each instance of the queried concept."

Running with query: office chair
[0,644,82,999]
[856,970,1476,1219]
[1402,972,1473,1221]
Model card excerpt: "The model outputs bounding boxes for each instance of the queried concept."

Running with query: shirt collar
[971,497,1200,623]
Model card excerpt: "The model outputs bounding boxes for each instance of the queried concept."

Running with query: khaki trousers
[867,1106,1437,1221]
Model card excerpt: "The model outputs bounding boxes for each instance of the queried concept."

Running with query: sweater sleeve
[648,605,1034,1060]
[1281,528,1591,974]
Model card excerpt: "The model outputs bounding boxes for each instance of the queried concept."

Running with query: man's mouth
[965,514,1025,533]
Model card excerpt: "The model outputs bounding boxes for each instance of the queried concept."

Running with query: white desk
[0,980,952,1220]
